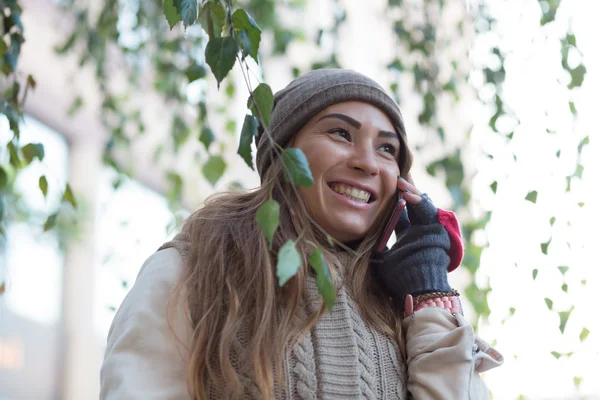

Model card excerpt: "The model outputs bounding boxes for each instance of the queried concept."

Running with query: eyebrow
[317,113,400,141]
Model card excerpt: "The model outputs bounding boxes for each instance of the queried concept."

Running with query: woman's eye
[379,143,398,156]
[329,128,351,141]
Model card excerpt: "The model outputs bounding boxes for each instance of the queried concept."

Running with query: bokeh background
[1,0,598,399]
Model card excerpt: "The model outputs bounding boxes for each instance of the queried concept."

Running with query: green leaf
[558,266,569,275]
[63,184,77,208]
[0,38,7,58]
[26,74,36,90]
[163,0,180,29]
[282,148,314,188]
[7,142,20,167]
[202,155,227,186]
[569,101,577,116]
[309,248,336,311]
[21,143,45,165]
[198,1,226,40]
[509,307,516,315]
[532,269,538,280]
[225,120,236,135]
[185,64,206,82]
[39,176,48,198]
[238,30,253,60]
[277,240,302,287]
[550,351,561,359]
[525,190,538,203]
[10,9,23,31]
[173,0,197,28]
[238,115,259,169]
[568,64,586,89]
[225,80,236,98]
[579,327,590,342]
[573,377,583,390]
[326,235,335,246]
[0,167,7,190]
[166,172,183,201]
[388,59,404,72]
[256,199,280,249]
[67,96,84,117]
[232,9,261,62]
[558,307,574,334]
[171,115,190,151]
[577,136,589,154]
[199,127,215,150]
[247,83,274,127]
[550,216,556,226]
[574,164,584,179]
[44,213,59,232]
[0,281,5,296]
[544,298,553,310]
[205,36,238,87]
[561,283,568,293]
[541,239,551,255]
[490,181,497,194]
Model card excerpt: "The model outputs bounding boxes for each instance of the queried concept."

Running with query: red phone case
[375,192,405,253]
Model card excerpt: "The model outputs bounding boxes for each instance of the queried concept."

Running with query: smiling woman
[292,102,404,242]
[99,69,503,399]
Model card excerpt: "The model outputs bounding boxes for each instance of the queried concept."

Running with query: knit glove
[372,193,452,300]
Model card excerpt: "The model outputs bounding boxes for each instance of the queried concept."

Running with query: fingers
[397,175,422,204]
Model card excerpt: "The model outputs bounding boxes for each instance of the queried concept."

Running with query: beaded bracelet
[404,290,463,318]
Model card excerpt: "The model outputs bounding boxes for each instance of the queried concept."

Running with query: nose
[348,147,379,176]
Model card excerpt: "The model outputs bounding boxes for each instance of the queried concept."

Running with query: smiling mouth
[328,183,375,204]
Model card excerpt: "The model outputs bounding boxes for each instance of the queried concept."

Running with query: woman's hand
[397,174,422,205]
[371,176,454,301]
[394,174,464,272]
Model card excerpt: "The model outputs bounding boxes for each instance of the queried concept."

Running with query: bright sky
[1,0,599,399]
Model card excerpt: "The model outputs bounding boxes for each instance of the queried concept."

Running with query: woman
[100,69,503,399]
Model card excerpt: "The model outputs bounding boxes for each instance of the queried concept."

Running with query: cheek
[300,143,330,179]
[381,168,400,199]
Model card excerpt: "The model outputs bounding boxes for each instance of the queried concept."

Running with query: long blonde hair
[172,140,413,399]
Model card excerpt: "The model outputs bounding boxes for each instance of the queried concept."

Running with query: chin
[329,223,370,243]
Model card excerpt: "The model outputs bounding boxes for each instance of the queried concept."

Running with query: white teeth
[331,183,371,203]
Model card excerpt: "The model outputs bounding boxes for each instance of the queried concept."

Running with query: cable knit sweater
[100,246,503,399]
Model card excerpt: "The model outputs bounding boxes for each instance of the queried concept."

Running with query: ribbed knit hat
[255,69,406,180]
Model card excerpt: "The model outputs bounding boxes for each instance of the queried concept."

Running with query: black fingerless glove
[372,193,452,300]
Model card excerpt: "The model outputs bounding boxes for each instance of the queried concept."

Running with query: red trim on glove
[437,209,463,272]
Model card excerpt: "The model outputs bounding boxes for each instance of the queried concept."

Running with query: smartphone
[375,190,406,253]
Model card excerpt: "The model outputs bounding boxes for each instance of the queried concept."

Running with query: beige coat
[100,248,503,399]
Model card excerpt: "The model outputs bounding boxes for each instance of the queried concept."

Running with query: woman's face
[291,101,401,243]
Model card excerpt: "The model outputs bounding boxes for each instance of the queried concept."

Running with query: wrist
[403,290,463,319]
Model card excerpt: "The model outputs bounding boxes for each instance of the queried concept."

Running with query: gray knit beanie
[255,69,406,180]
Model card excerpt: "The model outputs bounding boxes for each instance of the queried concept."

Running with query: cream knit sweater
[100,247,503,399]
